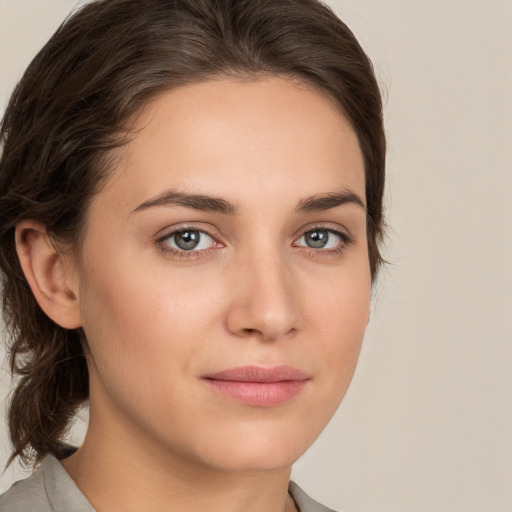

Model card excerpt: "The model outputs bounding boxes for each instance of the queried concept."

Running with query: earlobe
[15,220,82,329]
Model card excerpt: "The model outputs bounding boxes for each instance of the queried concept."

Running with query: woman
[0,0,385,510]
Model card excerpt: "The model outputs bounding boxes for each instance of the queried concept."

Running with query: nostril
[239,326,296,342]
[225,279,299,341]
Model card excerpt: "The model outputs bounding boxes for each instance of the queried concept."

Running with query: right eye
[160,229,217,252]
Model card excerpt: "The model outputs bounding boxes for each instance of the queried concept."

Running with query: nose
[225,251,299,341]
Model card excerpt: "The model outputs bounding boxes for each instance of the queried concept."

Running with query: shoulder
[0,455,94,512]
[0,465,52,512]
[289,481,340,512]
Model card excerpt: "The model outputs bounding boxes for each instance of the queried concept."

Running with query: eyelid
[154,222,222,242]
[292,224,354,253]
[292,222,353,242]
[155,223,224,257]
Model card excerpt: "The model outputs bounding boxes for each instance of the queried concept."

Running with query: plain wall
[0,1,511,511]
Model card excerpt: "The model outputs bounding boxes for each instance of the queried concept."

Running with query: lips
[203,365,310,406]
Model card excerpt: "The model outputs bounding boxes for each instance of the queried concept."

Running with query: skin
[17,77,371,512]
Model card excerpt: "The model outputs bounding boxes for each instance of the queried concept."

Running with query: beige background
[0,1,511,511]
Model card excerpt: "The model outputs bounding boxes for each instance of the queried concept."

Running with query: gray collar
[42,455,95,511]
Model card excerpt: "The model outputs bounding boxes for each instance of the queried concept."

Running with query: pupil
[175,230,200,250]
[306,230,328,249]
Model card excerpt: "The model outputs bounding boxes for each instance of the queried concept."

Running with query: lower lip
[205,379,308,406]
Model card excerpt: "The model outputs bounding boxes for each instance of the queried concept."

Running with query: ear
[15,220,82,329]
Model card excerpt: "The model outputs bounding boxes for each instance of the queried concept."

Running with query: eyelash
[156,225,219,261]
[293,226,354,257]
[155,225,354,260]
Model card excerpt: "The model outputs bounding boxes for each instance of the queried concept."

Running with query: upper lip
[204,365,310,383]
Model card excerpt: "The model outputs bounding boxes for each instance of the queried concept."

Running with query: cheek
[306,261,371,388]
[78,270,205,435]
[77,251,225,391]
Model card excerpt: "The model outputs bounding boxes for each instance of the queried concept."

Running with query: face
[74,77,371,473]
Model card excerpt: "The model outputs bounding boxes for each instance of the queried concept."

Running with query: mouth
[202,365,310,407]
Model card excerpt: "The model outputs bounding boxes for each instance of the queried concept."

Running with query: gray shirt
[0,456,337,512]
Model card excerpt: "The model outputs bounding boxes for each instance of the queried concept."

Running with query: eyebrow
[131,188,365,216]
[295,190,366,213]
[131,190,238,215]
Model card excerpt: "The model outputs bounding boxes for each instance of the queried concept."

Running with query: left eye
[294,228,343,250]
[163,229,216,251]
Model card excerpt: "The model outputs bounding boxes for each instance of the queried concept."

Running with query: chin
[201,444,304,474]
[184,418,325,474]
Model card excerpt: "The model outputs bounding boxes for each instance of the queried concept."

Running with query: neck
[61,406,297,512]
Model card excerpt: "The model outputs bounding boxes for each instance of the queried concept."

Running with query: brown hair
[0,0,385,467]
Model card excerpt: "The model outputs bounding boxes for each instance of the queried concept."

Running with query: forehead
[100,77,365,212]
